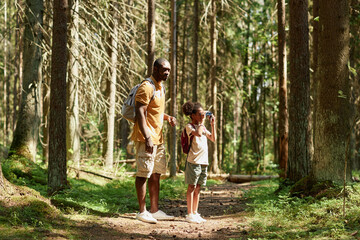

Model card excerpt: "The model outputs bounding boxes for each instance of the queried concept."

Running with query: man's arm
[163,113,177,127]
[135,101,153,153]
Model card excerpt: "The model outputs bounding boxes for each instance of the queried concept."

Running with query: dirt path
[65,181,253,240]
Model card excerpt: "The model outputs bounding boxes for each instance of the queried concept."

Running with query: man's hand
[145,137,154,154]
[168,116,177,127]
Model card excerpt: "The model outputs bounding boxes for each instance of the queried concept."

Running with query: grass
[240,179,360,240]
[0,158,222,239]
[3,156,360,239]
[0,158,220,225]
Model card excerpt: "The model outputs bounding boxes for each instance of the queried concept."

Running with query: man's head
[153,58,171,82]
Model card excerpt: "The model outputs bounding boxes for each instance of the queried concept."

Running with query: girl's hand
[210,115,215,125]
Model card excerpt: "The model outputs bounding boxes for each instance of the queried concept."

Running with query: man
[132,58,176,223]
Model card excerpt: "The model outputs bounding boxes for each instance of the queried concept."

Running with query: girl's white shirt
[185,123,211,166]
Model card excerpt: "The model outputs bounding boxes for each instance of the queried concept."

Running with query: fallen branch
[114,159,136,163]
[68,167,115,180]
[228,174,278,183]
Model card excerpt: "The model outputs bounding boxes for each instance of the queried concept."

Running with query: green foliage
[2,155,48,192]
[243,179,360,239]
[0,195,59,228]
[2,156,221,219]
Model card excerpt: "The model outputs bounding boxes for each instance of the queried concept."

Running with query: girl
[182,101,216,223]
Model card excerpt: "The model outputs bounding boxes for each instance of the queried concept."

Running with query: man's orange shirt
[131,76,165,144]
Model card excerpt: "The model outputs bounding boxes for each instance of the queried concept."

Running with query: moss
[290,176,341,199]
[2,154,47,186]
[0,195,60,227]
[50,198,114,217]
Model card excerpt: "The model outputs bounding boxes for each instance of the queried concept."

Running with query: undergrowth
[240,179,360,240]
[0,157,220,227]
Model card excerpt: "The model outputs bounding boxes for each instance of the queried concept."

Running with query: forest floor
[46,181,252,240]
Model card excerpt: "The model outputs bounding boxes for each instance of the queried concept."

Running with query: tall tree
[312,0,319,150]
[313,0,352,182]
[287,0,311,182]
[147,0,155,76]
[169,0,177,177]
[3,1,9,146]
[277,0,288,178]
[10,0,43,162]
[209,0,219,174]
[48,0,68,195]
[103,2,119,170]
[67,0,81,172]
[350,0,360,170]
[13,0,24,133]
[192,0,199,102]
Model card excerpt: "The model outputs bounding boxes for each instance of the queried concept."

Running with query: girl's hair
[182,101,203,117]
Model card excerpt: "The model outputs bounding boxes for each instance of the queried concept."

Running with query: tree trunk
[192,0,199,102]
[13,0,24,133]
[48,0,68,195]
[350,0,360,170]
[42,81,50,163]
[41,0,51,164]
[277,0,288,178]
[4,1,9,147]
[313,0,351,183]
[103,3,118,170]
[209,0,219,174]
[233,93,240,165]
[10,0,43,162]
[237,11,251,173]
[169,0,177,177]
[67,0,81,173]
[147,0,155,76]
[177,0,189,171]
[287,0,311,182]
[219,82,224,168]
[0,161,14,196]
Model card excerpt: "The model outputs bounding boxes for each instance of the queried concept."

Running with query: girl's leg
[187,184,196,214]
[193,184,201,213]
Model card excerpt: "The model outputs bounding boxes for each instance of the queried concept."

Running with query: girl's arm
[207,117,216,142]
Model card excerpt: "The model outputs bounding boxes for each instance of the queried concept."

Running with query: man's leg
[148,173,160,213]
[135,176,147,213]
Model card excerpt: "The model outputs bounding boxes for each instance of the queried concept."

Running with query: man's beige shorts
[135,142,166,178]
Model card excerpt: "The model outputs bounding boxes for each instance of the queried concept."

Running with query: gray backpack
[121,78,155,123]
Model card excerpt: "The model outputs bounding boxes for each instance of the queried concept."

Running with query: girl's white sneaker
[186,213,201,223]
[195,212,207,223]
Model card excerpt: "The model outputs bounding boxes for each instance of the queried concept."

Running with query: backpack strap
[143,77,159,102]
[186,123,196,163]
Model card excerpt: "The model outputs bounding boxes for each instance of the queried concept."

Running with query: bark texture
[67,0,81,171]
[192,0,199,102]
[169,0,177,177]
[313,0,351,183]
[48,0,68,195]
[209,0,219,174]
[10,0,43,162]
[147,0,155,76]
[277,0,288,178]
[288,0,311,182]
[103,3,118,170]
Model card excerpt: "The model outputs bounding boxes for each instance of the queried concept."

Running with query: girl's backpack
[181,124,195,154]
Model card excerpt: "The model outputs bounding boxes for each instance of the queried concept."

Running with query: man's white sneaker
[136,210,158,224]
[186,213,201,223]
[195,212,207,223]
[151,210,175,220]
